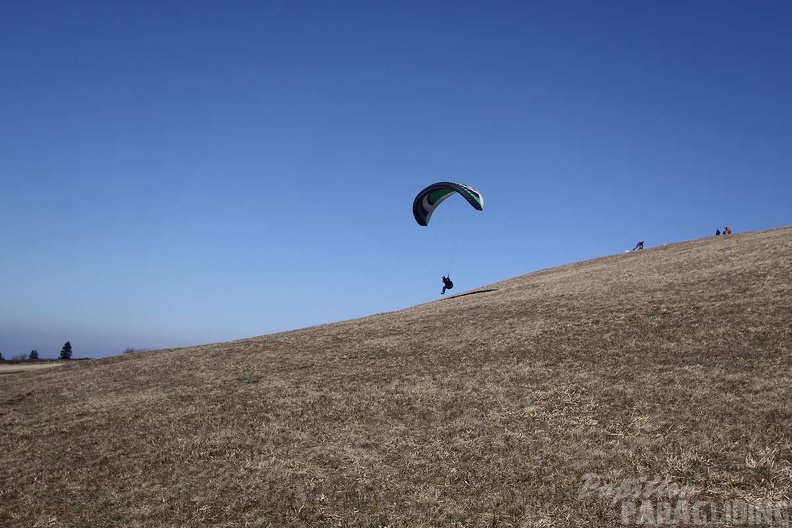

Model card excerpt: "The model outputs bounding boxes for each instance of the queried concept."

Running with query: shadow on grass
[446,289,499,299]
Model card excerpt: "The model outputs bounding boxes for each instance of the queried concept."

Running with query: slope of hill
[2,227,791,527]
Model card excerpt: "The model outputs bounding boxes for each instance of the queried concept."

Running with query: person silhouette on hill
[632,241,645,251]
[441,276,454,295]
[716,228,721,236]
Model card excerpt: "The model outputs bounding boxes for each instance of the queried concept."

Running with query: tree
[59,341,73,360]
[0,351,4,361]
[29,349,39,361]
[123,347,150,355]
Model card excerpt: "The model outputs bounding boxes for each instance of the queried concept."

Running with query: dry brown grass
[1,227,791,527]
[0,363,65,374]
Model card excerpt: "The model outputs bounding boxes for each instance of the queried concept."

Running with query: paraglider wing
[412,182,483,226]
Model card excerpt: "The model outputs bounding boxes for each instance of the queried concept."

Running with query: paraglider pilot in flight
[441,276,454,295]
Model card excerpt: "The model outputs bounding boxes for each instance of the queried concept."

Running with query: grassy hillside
[2,227,791,527]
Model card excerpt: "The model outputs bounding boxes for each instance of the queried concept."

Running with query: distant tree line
[0,342,73,362]
[122,347,151,355]
[0,342,153,362]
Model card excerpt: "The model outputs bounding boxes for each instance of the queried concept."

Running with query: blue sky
[2,1,791,358]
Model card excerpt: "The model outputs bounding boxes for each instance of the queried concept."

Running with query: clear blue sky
[2,1,790,358]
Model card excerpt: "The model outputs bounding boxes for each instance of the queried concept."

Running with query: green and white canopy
[412,182,483,226]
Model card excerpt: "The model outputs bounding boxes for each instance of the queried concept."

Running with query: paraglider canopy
[412,182,483,226]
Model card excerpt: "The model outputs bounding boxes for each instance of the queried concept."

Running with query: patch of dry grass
[0,362,65,374]
[1,227,791,527]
